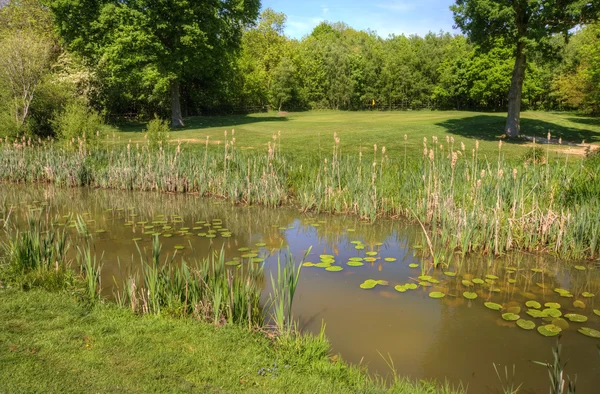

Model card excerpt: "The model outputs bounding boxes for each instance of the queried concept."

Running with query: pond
[2,184,600,393]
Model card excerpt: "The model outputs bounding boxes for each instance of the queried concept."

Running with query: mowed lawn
[111,110,600,160]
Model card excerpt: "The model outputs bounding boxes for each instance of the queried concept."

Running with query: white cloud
[286,16,326,38]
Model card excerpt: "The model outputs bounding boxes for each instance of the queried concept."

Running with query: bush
[144,116,170,150]
[52,101,103,147]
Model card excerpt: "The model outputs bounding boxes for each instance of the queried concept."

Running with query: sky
[261,0,459,39]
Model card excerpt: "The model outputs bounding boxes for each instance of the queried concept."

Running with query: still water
[2,184,599,393]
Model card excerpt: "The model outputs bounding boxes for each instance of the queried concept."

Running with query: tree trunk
[504,41,526,138]
[170,79,184,128]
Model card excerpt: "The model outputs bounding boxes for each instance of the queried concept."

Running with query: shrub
[144,116,170,150]
[52,101,103,147]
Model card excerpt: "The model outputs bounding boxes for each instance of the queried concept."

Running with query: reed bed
[1,134,598,261]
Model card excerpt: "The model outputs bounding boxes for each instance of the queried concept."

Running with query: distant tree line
[0,1,598,139]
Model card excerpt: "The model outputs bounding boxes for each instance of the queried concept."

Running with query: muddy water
[2,184,600,393]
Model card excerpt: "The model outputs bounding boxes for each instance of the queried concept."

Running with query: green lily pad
[360,280,378,289]
[502,313,520,321]
[320,254,334,259]
[302,262,315,267]
[463,292,477,300]
[574,265,586,271]
[206,234,216,238]
[516,319,536,330]
[526,301,542,309]
[405,283,418,290]
[462,280,474,287]
[429,292,445,299]
[197,233,207,237]
[366,251,378,256]
[255,243,266,247]
[241,253,259,258]
[225,261,240,266]
[364,257,377,262]
[444,271,456,277]
[486,274,499,280]
[544,302,561,309]
[355,245,365,250]
[174,245,185,250]
[347,261,364,267]
[582,292,595,298]
[578,327,600,338]
[472,278,484,285]
[543,308,562,318]
[538,324,562,337]
[552,318,570,330]
[315,262,332,268]
[325,266,343,272]
[409,263,419,268]
[594,309,600,317]
[419,281,432,287]
[238,247,250,252]
[527,309,546,318]
[507,306,521,314]
[394,285,407,293]
[384,257,397,262]
[163,234,173,238]
[376,280,389,285]
[251,258,265,263]
[484,302,502,311]
[508,279,517,284]
[564,313,588,323]
[573,300,586,309]
[349,257,363,261]
[427,278,440,284]
[418,275,432,281]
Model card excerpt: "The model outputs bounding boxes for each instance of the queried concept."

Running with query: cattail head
[446,136,450,143]
[429,150,434,161]
[374,144,377,153]
[450,136,454,144]
[423,137,427,143]
[477,179,482,188]
[423,147,428,157]
[224,130,227,137]
[439,144,444,151]
[433,136,438,144]
[382,146,386,155]
[461,142,465,151]
[480,169,485,178]
[512,168,517,180]
[404,134,407,141]
[547,131,551,141]
[498,169,504,178]
[451,152,457,169]
[232,129,235,136]
[475,140,479,150]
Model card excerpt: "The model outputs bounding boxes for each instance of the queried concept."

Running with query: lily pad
[326,266,343,272]
[360,280,378,289]
[552,318,570,330]
[394,285,407,293]
[508,279,517,284]
[302,262,315,267]
[594,309,600,317]
[526,301,542,309]
[578,327,600,338]
[486,274,499,280]
[527,309,546,318]
[376,280,389,285]
[429,292,446,299]
[405,283,418,290]
[573,300,586,309]
[582,292,595,298]
[419,281,433,287]
[347,261,364,267]
[564,313,588,323]
[238,247,251,252]
[355,245,365,250]
[507,306,521,314]
[463,292,477,300]
[409,263,419,268]
[462,280,474,287]
[516,319,536,330]
[349,257,363,261]
[444,271,456,277]
[225,261,240,266]
[484,302,503,311]
[384,258,397,262]
[418,275,432,281]
[366,251,378,256]
[255,243,267,247]
[538,324,562,337]
[364,257,377,262]
[241,253,259,258]
[174,245,185,250]
[320,254,334,259]
[543,308,562,318]
[315,262,332,268]
[574,265,586,271]
[502,313,520,321]
[544,302,561,309]
[472,278,484,285]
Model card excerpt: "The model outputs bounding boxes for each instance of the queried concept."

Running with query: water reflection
[2,184,599,393]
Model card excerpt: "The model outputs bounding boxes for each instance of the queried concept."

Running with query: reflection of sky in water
[3,184,600,393]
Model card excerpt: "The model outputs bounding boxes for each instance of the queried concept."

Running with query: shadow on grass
[437,115,600,144]
[116,114,289,133]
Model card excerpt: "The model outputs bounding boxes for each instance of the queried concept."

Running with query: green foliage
[143,117,170,150]
[52,101,104,146]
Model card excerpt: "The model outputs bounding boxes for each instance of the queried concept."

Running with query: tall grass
[115,236,265,327]
[1,135,599,260]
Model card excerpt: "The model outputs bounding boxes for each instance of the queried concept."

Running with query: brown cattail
[512,168,517,180]
[451,152,458,169]
[404,134,407,141]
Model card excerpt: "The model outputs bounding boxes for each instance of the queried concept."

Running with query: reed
[1,134,599,261]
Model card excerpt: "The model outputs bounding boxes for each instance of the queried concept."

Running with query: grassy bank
[0,288,463,393]
[2,117,600,261]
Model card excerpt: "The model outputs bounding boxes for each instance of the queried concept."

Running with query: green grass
[0,288,463,393]
[111,110,600,160]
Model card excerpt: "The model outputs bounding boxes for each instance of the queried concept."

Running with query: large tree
[48,0,260,127]
[452,0,599,137]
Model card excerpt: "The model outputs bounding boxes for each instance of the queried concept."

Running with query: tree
[0,30,53,130]
[452,0,599,137]
[48,0,260,127]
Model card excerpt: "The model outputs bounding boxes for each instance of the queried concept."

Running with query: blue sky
[261,0,459,39]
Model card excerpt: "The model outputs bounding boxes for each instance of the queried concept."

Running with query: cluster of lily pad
[224,244,269,266]
[302,254,344,272]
